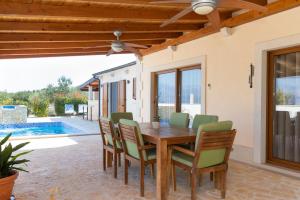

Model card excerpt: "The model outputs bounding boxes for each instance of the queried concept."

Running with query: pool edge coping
[7,133,99,141]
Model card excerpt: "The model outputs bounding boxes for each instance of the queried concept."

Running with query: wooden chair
[118,119,156,197]
[98,117,123,178]
[171,121,236,200]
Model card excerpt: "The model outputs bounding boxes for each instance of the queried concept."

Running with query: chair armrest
[172,145,195,157]
[139,144,156,150]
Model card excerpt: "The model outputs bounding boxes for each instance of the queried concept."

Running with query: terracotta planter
[0,171,18,200]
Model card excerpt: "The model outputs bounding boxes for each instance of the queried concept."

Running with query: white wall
[97,64,140,120]
[141,6,300,164]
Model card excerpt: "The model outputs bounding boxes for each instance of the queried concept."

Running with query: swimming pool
[0,122,83,137]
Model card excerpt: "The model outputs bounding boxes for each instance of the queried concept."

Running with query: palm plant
[0,133,32,178]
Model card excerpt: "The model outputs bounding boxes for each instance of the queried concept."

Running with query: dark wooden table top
[139,123,196,144]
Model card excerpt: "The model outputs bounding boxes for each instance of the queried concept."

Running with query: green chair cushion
[172,150,193,167]
[119,119,153,161]
[172,149,226,168]
[192,115,218,132]
[195,121,233,168]
[172,121,233,169]
[110,112,133,124]
[169,112,189,128]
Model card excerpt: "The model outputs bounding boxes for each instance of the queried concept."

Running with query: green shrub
[29,94,49,117]
[54,95,67,116]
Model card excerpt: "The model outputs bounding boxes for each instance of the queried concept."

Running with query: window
[152,65,202,124]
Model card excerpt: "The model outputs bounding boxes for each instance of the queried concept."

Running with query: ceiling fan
[105,31,148,57]
[150,0,267,29]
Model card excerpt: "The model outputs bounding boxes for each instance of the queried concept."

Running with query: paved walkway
[13,135,300,200]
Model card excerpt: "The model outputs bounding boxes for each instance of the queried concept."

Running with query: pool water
[0,122,82,137]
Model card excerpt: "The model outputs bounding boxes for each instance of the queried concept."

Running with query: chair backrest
[118,119,147,160]
[110,112,133,124]
[98,117,119,148]
[194,121,235,169]
[192,114,219,131]
[169,112,189,128]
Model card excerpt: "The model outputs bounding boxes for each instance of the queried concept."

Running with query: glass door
[156,72,176,124]
[180,68,202,126]
[268,46,300,170]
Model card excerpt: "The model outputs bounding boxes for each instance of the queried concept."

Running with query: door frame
[267,45,300,170]
[151,64,202,122]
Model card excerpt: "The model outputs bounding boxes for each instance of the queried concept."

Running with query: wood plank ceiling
[0,0,299,59]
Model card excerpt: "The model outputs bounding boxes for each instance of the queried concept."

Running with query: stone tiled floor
[13,135,300,200]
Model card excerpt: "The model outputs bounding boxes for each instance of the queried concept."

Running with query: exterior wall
[97,64,140,120]
[87,100,99,121]
[141,6,300,164]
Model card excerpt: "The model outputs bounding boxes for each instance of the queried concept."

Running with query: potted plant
[152,103,160,128]
[0,133,32,200]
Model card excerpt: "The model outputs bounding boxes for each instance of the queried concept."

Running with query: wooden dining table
[139,123,196,200]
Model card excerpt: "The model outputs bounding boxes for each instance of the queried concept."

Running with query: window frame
[267,45,300,170]
[151,64,201,122]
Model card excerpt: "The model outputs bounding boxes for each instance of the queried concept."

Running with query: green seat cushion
[169,112,189,128]
[192,115,218,132]
[172,149,227,168]
[172,150,193,167]
[110,112,133,124]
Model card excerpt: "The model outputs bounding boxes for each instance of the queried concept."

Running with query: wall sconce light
[249,64,254,88]
[127,80,130,84]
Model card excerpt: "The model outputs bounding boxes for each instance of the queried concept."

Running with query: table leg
[156,139,168,200]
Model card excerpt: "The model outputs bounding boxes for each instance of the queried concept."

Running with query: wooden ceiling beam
[0,1,207,22]
[0,40,165,50]
[4,0,267,9]
[0,32,181,42]
[0,21,202,33]
[0,47,112,55]
[141,0,300,56]
[0,52,122,59]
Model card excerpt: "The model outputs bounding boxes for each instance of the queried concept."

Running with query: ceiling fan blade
[218,0,267,12]
[83,45,110,49]
[150,0,190,4]
[206,9,221,30]
[124,43,148,49]
[106,49,115,56]
[124,46,142,57]
[161,6,193,27]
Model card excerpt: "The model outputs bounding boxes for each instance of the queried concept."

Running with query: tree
[57,76,72,94]
[276,89,295,105]
[44,84,57,103]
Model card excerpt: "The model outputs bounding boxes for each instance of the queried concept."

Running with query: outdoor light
[111,41,124,53]
[192,0,216,15]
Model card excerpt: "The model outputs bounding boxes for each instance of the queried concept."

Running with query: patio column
[88,85,93,100]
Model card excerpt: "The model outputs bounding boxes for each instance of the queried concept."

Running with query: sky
[0,54,136,92]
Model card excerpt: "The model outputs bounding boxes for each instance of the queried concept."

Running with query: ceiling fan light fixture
[111,41,124,53]
[192,0,216,15]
